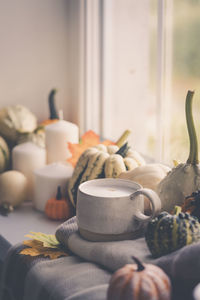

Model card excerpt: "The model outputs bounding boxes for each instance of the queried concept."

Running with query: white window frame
[70,0,173,160]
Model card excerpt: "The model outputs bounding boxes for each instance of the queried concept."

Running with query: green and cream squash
[0,136,10,172]
[68,142,145,206]
[145,206,200,258]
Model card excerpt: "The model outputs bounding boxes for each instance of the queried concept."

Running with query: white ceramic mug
[77,178,161,242]
[193,283,200,300]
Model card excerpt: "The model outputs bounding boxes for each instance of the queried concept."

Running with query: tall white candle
[33,162,74,211]
[12,142,46,201]
[45,120,79,163]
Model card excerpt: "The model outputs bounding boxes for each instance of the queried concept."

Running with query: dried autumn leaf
[20,239,68,259]
[25,232,60,248]
[67,130,114,167]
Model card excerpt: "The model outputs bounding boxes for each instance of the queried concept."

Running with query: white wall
[0,0,79,125]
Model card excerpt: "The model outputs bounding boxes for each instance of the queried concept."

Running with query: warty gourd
[68,142,145,206]
[145,206,200,258]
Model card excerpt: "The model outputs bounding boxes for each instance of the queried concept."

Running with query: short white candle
[12,142,46,201]
[33,162,74,211]
[45,120,79,163]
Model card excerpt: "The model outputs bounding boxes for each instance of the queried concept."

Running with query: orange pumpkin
[40,89,59,126]
[45,186,72,220]
[107,256,171,300]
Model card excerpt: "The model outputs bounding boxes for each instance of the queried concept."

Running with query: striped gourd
[0,136,10,173]
[145,206,200,258]
[68,142,145,207]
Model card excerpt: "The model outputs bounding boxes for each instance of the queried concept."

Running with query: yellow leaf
[20,239,69,260]
[25,232,60,248]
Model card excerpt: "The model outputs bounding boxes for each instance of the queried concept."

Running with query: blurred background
[0,0,200,166]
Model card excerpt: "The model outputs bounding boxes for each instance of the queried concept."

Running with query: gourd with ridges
[107,256,171,300]
[68,140,145,207]
[145,206,200,258]
[0,136,10,172]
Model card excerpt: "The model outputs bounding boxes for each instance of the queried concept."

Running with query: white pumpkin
[0,170,28,207]
[17,126,45,148]
[157,91,200,212]
[0,136,10,172]
[118,163,171,191]
[0,105,37,142]
[118,163,170,213]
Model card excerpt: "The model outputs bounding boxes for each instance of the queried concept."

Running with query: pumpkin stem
[131,256,145,271]
[48,89,59,120]
[172,205,182,216]
[116,130,131,148]
[116,142,130,158]
[56,186,62,200]
[186,90,199,164]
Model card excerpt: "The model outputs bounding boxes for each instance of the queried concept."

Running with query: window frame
[72,0,173,160]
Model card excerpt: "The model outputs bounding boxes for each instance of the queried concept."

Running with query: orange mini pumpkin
[45,186,72,220]
[107,256,171,300]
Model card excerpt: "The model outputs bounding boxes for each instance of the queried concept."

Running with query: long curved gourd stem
[116,130,131,148]
[186,90,199,164]
[49,89,59,120]
[173,205,182,215]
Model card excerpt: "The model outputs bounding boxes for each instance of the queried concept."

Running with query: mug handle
[130,188,161,222]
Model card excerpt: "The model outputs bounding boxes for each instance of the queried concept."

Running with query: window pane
[102,0,158,158]
[169,0,200,164]
[102,0,200,165]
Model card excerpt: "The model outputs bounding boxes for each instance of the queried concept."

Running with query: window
[69,0,200,166]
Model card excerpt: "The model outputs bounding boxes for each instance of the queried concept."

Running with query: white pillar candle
[12,142,46,201]
[33,162,73,211]
[45,120,79,163]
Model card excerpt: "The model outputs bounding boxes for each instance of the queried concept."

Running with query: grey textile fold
[23,256,111,300]
[1,216,200,300]
[56,216,200,300]
[55,216,78,249]
[55,216,153,272]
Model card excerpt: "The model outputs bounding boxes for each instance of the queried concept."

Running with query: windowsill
[0,202,62,245]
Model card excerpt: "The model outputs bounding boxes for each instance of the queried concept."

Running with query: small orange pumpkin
[45,186,72,220]
[40,89,59,126]
[107,256,171,300]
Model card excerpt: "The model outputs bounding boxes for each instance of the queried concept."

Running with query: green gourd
[157,90,200,212]
[0,136,10,172]
[145,206,200,258]
[68,142,145,207]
